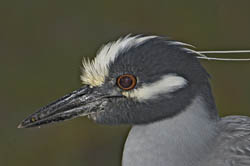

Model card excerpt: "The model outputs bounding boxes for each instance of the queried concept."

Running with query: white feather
[123,74,187,101]
[198,50,250,54]
[168,41,196,48]
[197,56,250,61]
[81,35,157,86]
[81,34,250,87]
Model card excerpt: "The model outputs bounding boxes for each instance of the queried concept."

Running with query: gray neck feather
[122,96,219,166]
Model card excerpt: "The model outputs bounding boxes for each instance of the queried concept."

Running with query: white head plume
[81,35,156,86]
[81,34,250,87]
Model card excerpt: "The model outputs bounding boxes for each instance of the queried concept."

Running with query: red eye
[117,74,137,90]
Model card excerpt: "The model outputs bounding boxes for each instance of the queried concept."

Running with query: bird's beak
[18,85,115,128]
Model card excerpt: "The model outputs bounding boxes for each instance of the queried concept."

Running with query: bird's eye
[117,74,137,90]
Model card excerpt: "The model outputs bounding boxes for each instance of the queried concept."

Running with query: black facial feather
[93,37,218,124]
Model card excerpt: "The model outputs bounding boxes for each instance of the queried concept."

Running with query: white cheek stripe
[123,74,188,101]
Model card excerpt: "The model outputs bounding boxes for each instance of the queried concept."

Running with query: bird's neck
[122,96,219,166]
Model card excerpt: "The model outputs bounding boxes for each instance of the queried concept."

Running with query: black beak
[18,85,113,128]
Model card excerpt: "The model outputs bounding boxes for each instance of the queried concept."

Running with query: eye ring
[117,74,137,91]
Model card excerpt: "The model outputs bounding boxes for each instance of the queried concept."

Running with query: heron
[18,35,250,166]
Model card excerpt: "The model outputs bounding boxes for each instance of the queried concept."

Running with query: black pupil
[119,76,133,88]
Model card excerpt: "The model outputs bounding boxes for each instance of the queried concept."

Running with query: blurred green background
[1,0,250,166]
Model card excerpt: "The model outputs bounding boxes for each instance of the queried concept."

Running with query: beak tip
[17,123,24,129]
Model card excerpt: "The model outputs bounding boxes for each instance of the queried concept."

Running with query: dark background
[1,0,250,166]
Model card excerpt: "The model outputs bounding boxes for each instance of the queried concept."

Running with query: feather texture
[206,116,250,166]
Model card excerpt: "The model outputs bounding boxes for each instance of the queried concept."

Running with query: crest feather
[81,35,157,86]
[81,34,250,87]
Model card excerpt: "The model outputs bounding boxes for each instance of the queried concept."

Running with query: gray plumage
[18,34,250,166]
[123,97,250,166]
[211,116,250,166]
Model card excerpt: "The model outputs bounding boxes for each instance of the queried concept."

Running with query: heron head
[18,35,213,128]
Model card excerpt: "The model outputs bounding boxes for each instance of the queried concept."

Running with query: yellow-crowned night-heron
[18,35,250,166]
